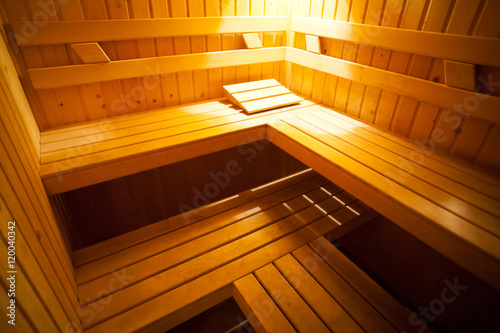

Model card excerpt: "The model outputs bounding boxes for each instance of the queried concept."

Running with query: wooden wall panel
[0,16,81,332]
[338,216,500,333]
[3,0,288,130]
[63,142,307,249]
[285,0,500,173]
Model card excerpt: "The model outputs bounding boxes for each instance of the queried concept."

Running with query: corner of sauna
[2,0,500,332]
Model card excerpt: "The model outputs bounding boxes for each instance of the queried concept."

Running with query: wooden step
[233,236,430,333]
[75,170,377,332]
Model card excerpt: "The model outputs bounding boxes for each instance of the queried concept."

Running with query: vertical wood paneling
[339,216,500,332]
[64,142,307,248]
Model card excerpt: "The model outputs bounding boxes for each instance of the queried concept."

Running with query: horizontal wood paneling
[29,47,287,89]
[11,16,288,45]
[285,0,500,173]
[2,0,289,129]
[291,16,500,67]
[285,48,500,125]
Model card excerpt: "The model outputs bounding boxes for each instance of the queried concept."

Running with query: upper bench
[39,89,500,291]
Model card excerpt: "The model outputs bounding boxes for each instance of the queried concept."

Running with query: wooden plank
[29,47,287,89]
[231,85,292,102]
[80,194,350,328]
[307,237,426,332]
[233,274,295,333]
[223,78,280,94]
[75,175,329,282]
[73,169,318,266]
[444,60,476,91]
[40,100,313,167]
[78,186,331,302]
[83,203,374,332]
[312,104,500,191]
[285,47,500,125]
[274,254,364,332]
[308,110,500,213]
[11,16,288,45]
[70,42,110,63]
[243,33,264,48]
[290,16,500,67]
[254,264,330,333]
[266,122,500,290]
[241,94,302,113]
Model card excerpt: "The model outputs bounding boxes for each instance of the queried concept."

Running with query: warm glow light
[251,168,312,191]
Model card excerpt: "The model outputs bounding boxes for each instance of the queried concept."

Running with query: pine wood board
[224,79,302,114]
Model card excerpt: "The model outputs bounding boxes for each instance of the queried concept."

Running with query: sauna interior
[1,0,500,332]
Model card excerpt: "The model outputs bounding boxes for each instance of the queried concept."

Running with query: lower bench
[234,237,428,333]
[74,169,377,332]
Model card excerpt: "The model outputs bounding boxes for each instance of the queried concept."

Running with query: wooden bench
[233,236,428,333]
[40,96,317,195]
[266,103,500,290]
[73,169,377,332]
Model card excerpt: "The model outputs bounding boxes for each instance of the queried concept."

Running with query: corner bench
[43,87,500,329]
[40,98,316,195]
[73,169,377,332]
[234,237,428,333]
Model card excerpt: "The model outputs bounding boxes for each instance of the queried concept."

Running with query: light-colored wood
[11,16,288,46]
[233,274,295,333]
[76,171,375,331]
[243,33,263,49]
[254,264,330,333]
[266,120,500,291]
[76,175,329,288]
[0,17,82,332]
[285,47,500,125]
[308,237,428,332]
[290,16,500,67]
[240,93,302,113]
[29,47,287,89]
[70,42,110,64]
[444,60,476,91]
[224,79,302,113]
[73,168,317,266]
[305,35,321,54]
[273,254,364,332]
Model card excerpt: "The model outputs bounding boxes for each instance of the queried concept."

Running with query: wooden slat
[310,108,500,200]
[80,190,359,328]
[11,16,288,46]
[241,94,302,114]
[233,274,295,333]
[70,42,110,63]
[254,264,330,333]
[84,204,374,331]
[76,175,330,287]
[308,237,425,332]
[288,114,500,233]
[273,254,364,332]
[29,47,287,89]
[266,121,500,290]
[285,47,500,125]
[72,168,317,266]
[290,16,500,67]
[78,186,333,304]
[39,100,315,181]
